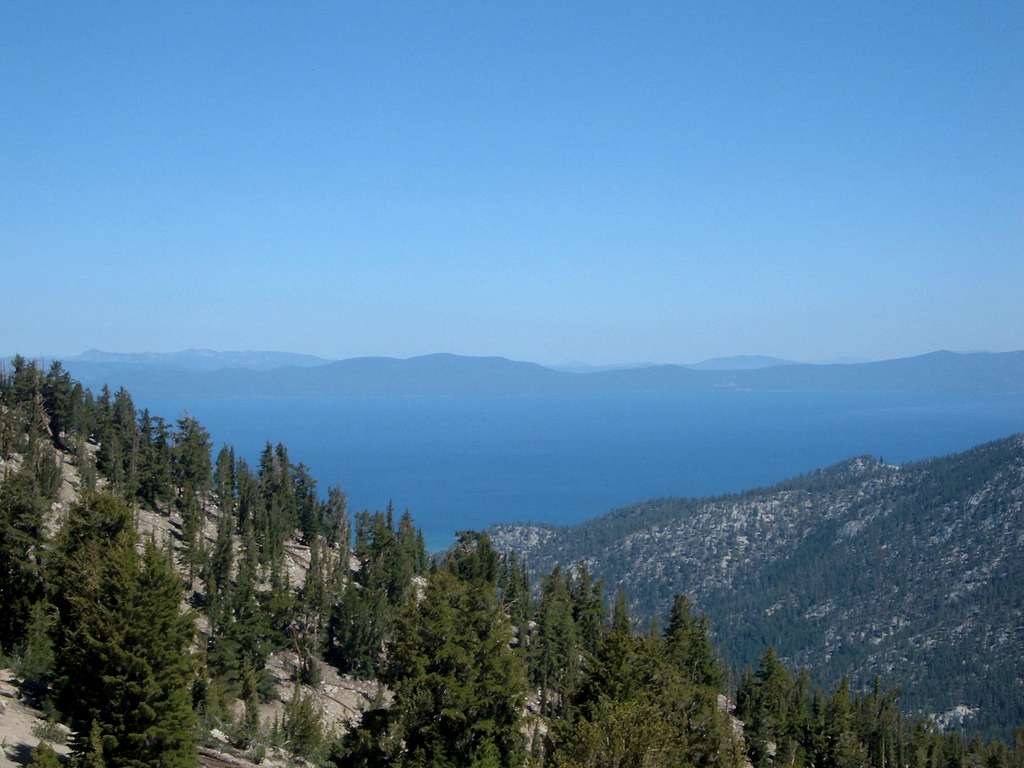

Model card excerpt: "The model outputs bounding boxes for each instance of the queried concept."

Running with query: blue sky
[2,2,1021,364]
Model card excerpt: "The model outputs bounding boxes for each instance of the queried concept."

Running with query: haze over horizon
[3,3,1022,363]
[4,345,1016,371]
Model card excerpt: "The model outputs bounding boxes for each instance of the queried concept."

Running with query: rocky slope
[0,436,380,768]
[489,434,1024,738]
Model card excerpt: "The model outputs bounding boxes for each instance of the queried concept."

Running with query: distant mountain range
[67,348,333,371]
[686,354,796,370]
[9,348,1021,398]
[489,433,1024,738]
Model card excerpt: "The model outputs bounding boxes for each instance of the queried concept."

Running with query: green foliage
[18,600,56,690]
[27,741,61,768]
[53,495,196,768]
[327,507,427,677]
[80,720,108,768]
[728,650,1024,768]
[31,719,67,746]
[549,591,737,768]
[323,484,351,555]
[338,552,527,768]
[208,521,272,697]
[533,567,579,718]
[206,497,234,601]
[664,594,723,689]
[0,466,47,650]
[136,410,173,507]
[550,695,696,768]
[236,661,261,749]
[284,685,325,762]
[172,415,212,495]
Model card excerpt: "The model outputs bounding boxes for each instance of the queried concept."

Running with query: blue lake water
[142,391,1024,550]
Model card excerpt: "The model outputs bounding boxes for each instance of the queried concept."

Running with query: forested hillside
[1,356,1022,768]
[489,438,1024,739]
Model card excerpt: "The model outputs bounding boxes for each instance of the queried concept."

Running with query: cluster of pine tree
[0,357,433,766]
[1,359,196,767]
[735,649,1024,768]
[2,355,1023,768]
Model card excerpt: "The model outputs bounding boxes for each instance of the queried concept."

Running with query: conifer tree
[570,562,605,656]
[284,684,325,762]
[19,600,55,691]
[81,720,108,768]
[611,586,631,634]
[740,647,794,768]
[0,466,47,649]
[213,445,236,513]
[293,534,326,685]
[207,497,234,601]
[534,566,579,717]
[236,458,257,532]
[42,360,73,449]
[379,568,526,768]
[239,660,261,748]
[294,462,318,543]
[27,742,61,768]
[172,415,212,496]
[664,593,723,689]
[209,518,271,694]
[323,484,350,557]
[53,495,196,768]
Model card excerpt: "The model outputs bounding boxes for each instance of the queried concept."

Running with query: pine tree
[283,683,325,762]
[323,484,350,557]
[209,518,271,695]
[179,486,204,586]
[136,410,173,507]
[172,414,212,496]
[611,586,631,634]
[239,660,261,748]
[0,467,47,649]
[570,561,604,656]
[664,593,723,688]
[27,742,61,768]
[739,647,795,768]
[81,720,108,768]
[53,494,196,768]
[534,566,579,717]
[207,497,234,600]
[297,535,327,685]
[213,445,236,513]
[378,568,527,768]
[294,462,319,543]
[327,576,386,677]
[42,360,73,449]
[18,600,55,691]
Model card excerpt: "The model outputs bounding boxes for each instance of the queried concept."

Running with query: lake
[142,390,1024,550]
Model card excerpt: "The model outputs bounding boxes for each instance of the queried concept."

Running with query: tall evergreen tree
[534,566,579,718]
[0,466,47,650]
[376,568,526,768]
[664,593,723,689]
[53,494,196,768]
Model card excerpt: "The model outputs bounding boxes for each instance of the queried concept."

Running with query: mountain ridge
[687,354,797,370]
[18,348,1023,398]
[488,433,1024,738]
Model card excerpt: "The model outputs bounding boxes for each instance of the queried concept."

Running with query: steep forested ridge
[2,356,1022,768]
[489,437,1024,738]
